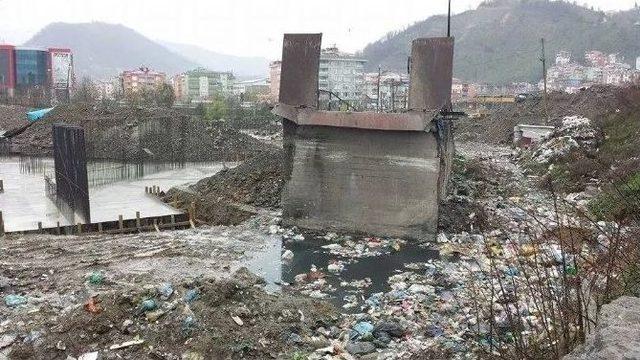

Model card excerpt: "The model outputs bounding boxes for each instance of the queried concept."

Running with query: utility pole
[376,66,381,112]
[390,79,396,112]
[540,38,549,121]
[447,0,452,37]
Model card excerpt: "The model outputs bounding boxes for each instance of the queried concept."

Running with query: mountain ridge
[360,0,640,84]
[24,22,269,80]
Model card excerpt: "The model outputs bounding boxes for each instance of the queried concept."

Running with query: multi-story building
[0,45,75,103]
[172,68,234,102]
[548,50,640,92]
[14,47,49,88]
[120,67,166,94]
[48,48,74,103]
[363,71,409,111]
[268,61,281,103]
[318,47,366,109]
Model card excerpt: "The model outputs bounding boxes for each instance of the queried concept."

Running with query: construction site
[1,24,640,360]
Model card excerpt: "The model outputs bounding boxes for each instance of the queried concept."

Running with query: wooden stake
[0,211,4,237]
[136,211,141,230]
[118,215,124,232]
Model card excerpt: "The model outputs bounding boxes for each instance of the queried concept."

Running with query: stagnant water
[246,235,439,308]
[0,156,232,232]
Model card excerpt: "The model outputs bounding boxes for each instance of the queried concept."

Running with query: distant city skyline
[0,0,637,59]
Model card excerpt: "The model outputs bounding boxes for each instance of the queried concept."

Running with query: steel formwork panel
[52,124,91,223]
[408,37,455,112]
[279,33,322,108]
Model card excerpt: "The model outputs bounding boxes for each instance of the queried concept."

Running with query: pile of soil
[8,268,338,359]
[0,104,29,132]
[164,150,284,225]
[455,85,640,145]
[3,103,276,162]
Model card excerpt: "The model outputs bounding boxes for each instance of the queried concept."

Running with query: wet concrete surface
[0,156,234,232]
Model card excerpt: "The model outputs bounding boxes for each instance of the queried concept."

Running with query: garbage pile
[530,116,599,164]
[270,143,618,359]
[1,268,338,359]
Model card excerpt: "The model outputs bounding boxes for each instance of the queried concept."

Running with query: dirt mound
[456,85,640,145]
[7,268,338,360]
[4,103,275,162]
[0,105,29,132]
[165,150,284,225]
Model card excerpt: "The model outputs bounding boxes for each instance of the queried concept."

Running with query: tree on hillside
[203,95,229,121]
[72,77,98,104]
[156,83,176,108]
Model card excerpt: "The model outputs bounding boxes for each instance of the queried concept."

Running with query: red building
[0,45,16,98]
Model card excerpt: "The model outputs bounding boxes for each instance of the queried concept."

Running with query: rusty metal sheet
[279,33,322,108]
[408,37,454,111]
[273,103,435,132]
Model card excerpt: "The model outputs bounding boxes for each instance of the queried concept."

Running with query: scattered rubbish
[287,332,302,344]
[78,352,99,360]
[121,319,134,333]
[281,249,294,261]
[158,283,174,300]
[4,294,27,307]
[184,289,199,303]
[84,296,103,314]
[139,299,157,313]
[88,271,105,285]
[352,321,374,339]
[231,314,244,326]
[182,315,197,335]
[0,334,16,349]
[109,338,145,350]
[146,309,166,322]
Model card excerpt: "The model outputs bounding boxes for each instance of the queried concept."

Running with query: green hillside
[361,0,640,84]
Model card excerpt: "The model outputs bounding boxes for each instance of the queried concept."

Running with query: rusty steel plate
[279,33,322,108]
[408,37,454,111]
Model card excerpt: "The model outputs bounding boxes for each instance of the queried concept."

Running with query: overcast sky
[0,0,637,59]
